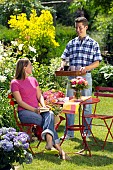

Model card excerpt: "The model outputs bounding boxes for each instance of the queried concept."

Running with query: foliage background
[0,0,113,130]
[0,1,113,169]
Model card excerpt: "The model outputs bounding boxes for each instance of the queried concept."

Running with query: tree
[0,0,54,27]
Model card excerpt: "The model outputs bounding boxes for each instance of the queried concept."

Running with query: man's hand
[80,67,87,74]
[57,67,64,71]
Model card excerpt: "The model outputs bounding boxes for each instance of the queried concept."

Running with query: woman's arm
[12,91,38,113]
[36,86,46,107]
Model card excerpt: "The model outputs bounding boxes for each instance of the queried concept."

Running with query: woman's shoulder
[11,79,21,89]
[28,76,37,81]
[11,79,18,84]
[28,76,38,83]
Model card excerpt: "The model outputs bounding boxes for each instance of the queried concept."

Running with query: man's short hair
[75,17,88,26]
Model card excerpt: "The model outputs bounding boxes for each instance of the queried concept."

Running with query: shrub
[53,24,76,57]
[0,42,17,128]
[8,9,59,64]
[0,25,19,42]
[92,60,110,90]
[98,64,113,87]
[33,57,67,93]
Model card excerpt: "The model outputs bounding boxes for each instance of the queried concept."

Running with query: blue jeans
[18,110,60,144]
[65,73,92,137]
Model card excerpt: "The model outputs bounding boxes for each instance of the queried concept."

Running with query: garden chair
[8,93,65,155]
[8,93,42,155]
[83,86,113,149]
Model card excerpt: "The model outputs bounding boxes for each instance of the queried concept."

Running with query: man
[59,17,102,140]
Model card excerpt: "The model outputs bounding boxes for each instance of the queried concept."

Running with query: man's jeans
[65,73,92,137]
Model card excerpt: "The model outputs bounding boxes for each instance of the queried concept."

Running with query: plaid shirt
[61,35,102,67]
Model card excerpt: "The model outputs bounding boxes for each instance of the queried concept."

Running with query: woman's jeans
[65,73,92,137]
[18,110,60,144]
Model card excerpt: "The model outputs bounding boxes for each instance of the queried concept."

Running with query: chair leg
[20,125,43,154]
[24,126,33,141]
[29,144,35,155]
[102,119,113,149]
[83,117,101,147]
[60,130,67,146]
[60,115,68,146]
[84,117,113,150]
[36,140,42,149]
[55,115,65,131]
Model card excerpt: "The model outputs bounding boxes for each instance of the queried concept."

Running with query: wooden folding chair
[8,93,65,154]
[83,86,113,149]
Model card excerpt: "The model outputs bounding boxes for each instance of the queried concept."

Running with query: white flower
[29,46,36,53]
[0,55,2,61]
[6,89,11,95]
[18,44,24,51]
[3,52,8,57]
[0,46,4,53]
[4,69,9,73]
[32,56,37,62]
[0,75,7,82]
[11,41,18,46]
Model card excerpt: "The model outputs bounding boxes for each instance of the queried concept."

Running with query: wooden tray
[55,71,85,76]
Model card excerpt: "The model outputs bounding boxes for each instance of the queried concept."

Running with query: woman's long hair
[15,58,29,80]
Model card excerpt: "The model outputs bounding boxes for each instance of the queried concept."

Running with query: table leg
[60,107,92,156]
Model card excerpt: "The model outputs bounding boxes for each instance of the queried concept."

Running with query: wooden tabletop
[55,71,85,76]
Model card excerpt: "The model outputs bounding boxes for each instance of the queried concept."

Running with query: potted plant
[0,127,33,170]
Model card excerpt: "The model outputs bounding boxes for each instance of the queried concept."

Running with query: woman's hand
[46,105,51,109]
[34,108,40,114]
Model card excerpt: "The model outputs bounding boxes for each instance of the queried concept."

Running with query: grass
[18,96,113,170]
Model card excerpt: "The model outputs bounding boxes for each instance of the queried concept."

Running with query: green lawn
[18,97,113,170]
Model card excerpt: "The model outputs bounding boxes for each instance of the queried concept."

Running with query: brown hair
[75,17,88,27]
[15,58,30,80]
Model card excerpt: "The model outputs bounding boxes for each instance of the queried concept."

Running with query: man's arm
[80,61,100,74]
[85,60,100,71]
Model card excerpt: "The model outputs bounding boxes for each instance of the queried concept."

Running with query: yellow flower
[8,9,59,54]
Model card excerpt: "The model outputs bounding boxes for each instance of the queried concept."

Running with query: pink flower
[70,76,88,90]
[78,79,83,84]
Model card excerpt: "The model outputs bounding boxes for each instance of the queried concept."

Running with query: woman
[10,58,69,160]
